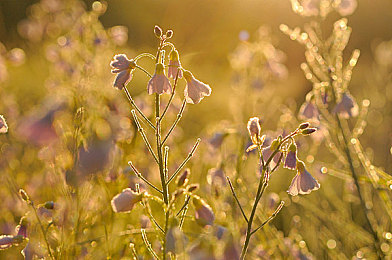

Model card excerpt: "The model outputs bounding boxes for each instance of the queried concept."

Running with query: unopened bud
[187,184,199,193]
[44,201,55,210]
[301,128,317,135]
[154,25,163,38]
[166,30,173,39]
[299,122,310,129]
[19,189,29,202]
[176,169,190,187]
[270,139,280,151]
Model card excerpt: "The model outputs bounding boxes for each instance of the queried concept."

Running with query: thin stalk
[250,201,284,235]
[30,203,55,260]
[227,176,248,223]
[128,161,163,194]
[135,53,156,61]
[136,65,153,78]
[124,87,156,130]
[161,100,187,145]
[160,70,180,121]
[141,229,160,259]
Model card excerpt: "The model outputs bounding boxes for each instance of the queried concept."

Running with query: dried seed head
[154,25,163,38]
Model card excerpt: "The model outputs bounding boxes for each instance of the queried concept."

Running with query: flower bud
[19,189,30,202]
[301,128,317,135]
[284,143,297,170]
[154,25,163,38]
[247,117,261,142]
[193,197,214,227]
[176,169,190,187]
[299,122,310,129]
[270,138,280,151]
[166,30,173,39]
[44,201,55,210]
[111,188,143,213]
[187,184,199,193]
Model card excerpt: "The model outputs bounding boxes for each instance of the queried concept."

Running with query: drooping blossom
[193,197,215,227]
[147,63,172,95]
[0,235,14,250]
[168,49,182,79]
[262,145,282,170]
[15,217,28,238]
[111,188,143,213]
[0,115,8,134]
[299,101,319,120]
[110,54,136,90]
[332,92,359,118]
[183,70,211,104]
[335,0,357,16]
[208,132,226,150]
[176,168,190,187]
[287,160,320,196]
[247,117,261,140]
[284,143,297,170]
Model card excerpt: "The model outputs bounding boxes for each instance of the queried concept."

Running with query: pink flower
[183,70,211,104]
[332,92,359,118]
[110,54,136,90]
[193,197,214,227]
[335,0,357,16]
[262,146,282,169]
[0,115,8,134]
[147,63,172,95]
[299,101,319,120]
[247,117,261,139]
[0,235,14,249]
[284,143,297,170]
[287,161,320,196]
[15,217,28,238]
[168,49,182,79]
[111,188,143,213]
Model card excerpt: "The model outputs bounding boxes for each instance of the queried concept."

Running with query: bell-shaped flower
[110,54,136,90]
[299,101,319,120]
[15,217,28,238]
[332,92,359,118]
[111,188,143,213]
[0,115,7,134]
[183,70,211,104]
[193,197,215,227]
[168,49,182,79]
[262,144,282,170]
[147,63,172,95]
[284,143,297,170]
[287,160,320,196]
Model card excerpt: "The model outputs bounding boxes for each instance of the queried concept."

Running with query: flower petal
[113,70,131,90]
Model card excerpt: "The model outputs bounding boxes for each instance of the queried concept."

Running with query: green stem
[124,87,156,130]
[161,100,187,145]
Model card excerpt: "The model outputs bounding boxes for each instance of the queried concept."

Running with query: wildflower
[0,235,14,250]
[21,242,35,260]
[299,101,319,120]
[110,54,136,90]
[335,0,357,16]
[208,132,226,150]
[262,145,283,169]
[147,63,172,95]
[0,115,8,134]
[111,188,143,213]
[284,143,297,170]
[15,217,28,238]
[193,197,214,227]
[247,117,261,140]
[168,49,182,79]
[287,160,320,196]
[183,70,211,104]
[332,92,359,118]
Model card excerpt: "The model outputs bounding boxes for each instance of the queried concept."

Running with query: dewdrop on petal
[147,63,172,95]
[110,54,136,90]
[193,197,214,227]
[284,143,297,170]
[0,115,8,134]
[168,49,182,79]
[287,160,320,196]
[183,70,211,104]
[111,188,143,213]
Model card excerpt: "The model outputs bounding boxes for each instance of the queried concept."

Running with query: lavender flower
[147,63,172,95]
[287,161,320,196]
[0,235,14,250]
[193,197,215,227]
[299,101,319,120]
[183,70,211,104]
[335,0,357,16]
[15,217,27,238]
[110,54,136,90]
[262,145,282,169]
[111,188,143,213]
[0,115,8,134]
[332,92,359,118]
[168,49,182,79]
[247,117,261,140]
[284,143,297,170]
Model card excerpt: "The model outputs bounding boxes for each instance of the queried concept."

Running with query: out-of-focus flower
[21,242,35,260]
[266,192,280,211]
[332,92,359,118]
[77,139,113,176]
[0,115,8,134]
[108,26,128,46]
[193,197,214,227]
[111,188,143,213]
[168,49,182,79]
[284,143,297,170]
[335,0,357,16]
[299,101,319,120]
[166,226,187,254]
[223,239,240,260]
[7,48,26,66]
[15,217,27,238]
[287,160,320,196]
[207,167,226,187]
[301,0,320,16]
[208,132,226,150]
[147,63,172,95]
[110,54,136,90]
[183,70,211,104]
[0,235,15,250]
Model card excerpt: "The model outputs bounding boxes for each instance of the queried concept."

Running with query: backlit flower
[147,63,172,95]
[247,117,261,140]
[110,54,136,90]
[332,92,359,118]
[262,145,282,169]
[15,217,28,238]
[299,101,319,120]
[111,188,143,213]
[284,143,297,170]
[183,70,211,104]
[193,197,214,227]
[335,0,357,16]
[0,235,14,250]
[0,115,8,134]
[287,161,320,196]
[168,49,182,79]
